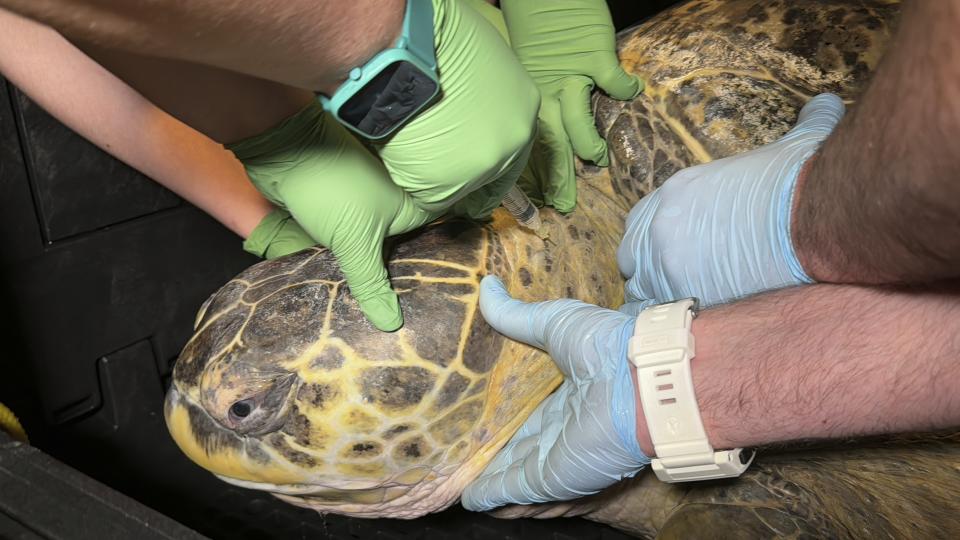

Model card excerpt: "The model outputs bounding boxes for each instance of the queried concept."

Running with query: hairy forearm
[0,10,273,238]
[635,283,960,455]
[0,0,404,93]
[793,0,960,284]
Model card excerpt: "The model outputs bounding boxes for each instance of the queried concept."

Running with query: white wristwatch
[627,298,754,482]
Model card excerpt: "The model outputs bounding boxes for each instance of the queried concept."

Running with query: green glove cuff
[243,208,289,258]
[244,209,317,260]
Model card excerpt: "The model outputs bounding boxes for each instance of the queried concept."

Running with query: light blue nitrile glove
[617,94,845,312]
[461,276,649,512]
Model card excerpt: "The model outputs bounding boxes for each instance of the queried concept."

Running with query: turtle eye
[229,399,256,422]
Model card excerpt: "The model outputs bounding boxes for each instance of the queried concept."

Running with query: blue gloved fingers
[786,93,845,139]
[464,381,593,510]
[590,61,644,101]
[464,370,647,511]
[558,78,609,166]
[538,99,578,212]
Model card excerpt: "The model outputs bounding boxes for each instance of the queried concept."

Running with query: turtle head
[164,228,565,518]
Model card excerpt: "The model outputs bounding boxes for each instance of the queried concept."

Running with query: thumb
[479,275,603,378]
[592,62,644,101]
[478,275,550,349]
[785,93,845,140]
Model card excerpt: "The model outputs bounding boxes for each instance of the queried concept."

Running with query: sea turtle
[165,0,960,535]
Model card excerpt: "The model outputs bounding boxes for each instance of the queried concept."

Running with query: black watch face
[339,61,439,139]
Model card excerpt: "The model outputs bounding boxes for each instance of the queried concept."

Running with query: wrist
[630,311,728,457]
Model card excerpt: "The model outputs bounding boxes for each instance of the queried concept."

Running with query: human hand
[617,94,844,310]
[231,103,439,332]
[243,208,317,260]
[501,0,643,212]
[461,276,648,511]
[374,0,541,221]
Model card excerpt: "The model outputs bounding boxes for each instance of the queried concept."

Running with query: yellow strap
[0,402,28,443]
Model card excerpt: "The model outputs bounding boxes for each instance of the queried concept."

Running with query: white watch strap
[628,299,754,482]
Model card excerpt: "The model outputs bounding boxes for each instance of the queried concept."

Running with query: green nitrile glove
[460,0,510,41]
[243,208,317,260]
[373,0,540,220]
[229,102,439,332]
[501,0,644,212]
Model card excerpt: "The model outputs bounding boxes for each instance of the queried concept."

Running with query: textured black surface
[10,86,182,243]
[0,431,207,540]
[0,2,660,537]
[610,0,679,29]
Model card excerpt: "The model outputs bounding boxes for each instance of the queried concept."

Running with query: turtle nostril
[230,399,254,419]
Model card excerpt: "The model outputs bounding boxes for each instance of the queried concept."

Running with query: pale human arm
[0,0,405,94]
[0,9,274,238]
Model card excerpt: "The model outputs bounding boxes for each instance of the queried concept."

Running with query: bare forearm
[793,0,960,284]
[0,10,273,238]
[635,283,960,455]
[0,0,404,93]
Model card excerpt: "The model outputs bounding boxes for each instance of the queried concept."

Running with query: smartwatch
[628,298,755,482]
[318,0,440,140]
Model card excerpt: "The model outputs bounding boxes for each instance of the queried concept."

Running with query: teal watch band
[319,0,440,140]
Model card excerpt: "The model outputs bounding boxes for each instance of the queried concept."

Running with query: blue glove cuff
[778,151,817,285]
[610,320,650,465]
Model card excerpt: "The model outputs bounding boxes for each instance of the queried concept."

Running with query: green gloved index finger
[283,187,401,331]
[327,228,403,332]
[536,99,577,212]
[558,77,609,167]
[591,61,644,101]
[274,153,405,332]
[283,200,403,331]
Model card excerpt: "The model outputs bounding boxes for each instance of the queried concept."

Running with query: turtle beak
[164,384,245,470]
[163,384,307,485]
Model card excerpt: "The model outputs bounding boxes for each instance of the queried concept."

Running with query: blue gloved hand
[617,94,845,310]
[461,276,648,512]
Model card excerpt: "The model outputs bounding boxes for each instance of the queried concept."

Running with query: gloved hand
[501,0,643,212]
[374,0,541,220]
[461,276,648,511]
[243,208,317,260]
[618,94,845,310]
[230,102,439,332]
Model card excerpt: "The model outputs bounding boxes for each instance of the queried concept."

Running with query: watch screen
[339,61,439,139]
